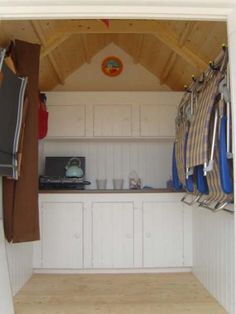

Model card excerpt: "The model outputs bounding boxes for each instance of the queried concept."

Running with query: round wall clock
[102,56,123,77]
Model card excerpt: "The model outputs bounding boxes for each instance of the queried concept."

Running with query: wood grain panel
[0,19,227,91]
[14,273,227,314]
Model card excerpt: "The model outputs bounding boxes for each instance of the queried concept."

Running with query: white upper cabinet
[47,104,86,137]
[45,92,181,139]
[140,104,176,137]
[93,104,132,137]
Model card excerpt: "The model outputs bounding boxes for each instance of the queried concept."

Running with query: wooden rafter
[133,34,144,64]
[160,22,197,84]
[52,19,208,73]
[160,54,178,85]
[31,21,65,85]
[40,34,71,59]
[154,23,208,72]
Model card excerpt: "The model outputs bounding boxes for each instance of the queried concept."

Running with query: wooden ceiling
[0,19,227,91]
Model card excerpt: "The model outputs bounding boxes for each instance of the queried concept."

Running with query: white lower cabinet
[143,202,184,267]
[40,202,83,269]
[34,193,191,271]
[92,202,134,268]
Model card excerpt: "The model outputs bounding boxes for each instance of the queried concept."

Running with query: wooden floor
[14,273,227,314]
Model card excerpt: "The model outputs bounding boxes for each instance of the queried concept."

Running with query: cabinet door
[143,201,184,267]
[41,202,83,269]
[47,105,85,137]
[93,104,132,136]
[92,202,134,268]
[140,104,176,137]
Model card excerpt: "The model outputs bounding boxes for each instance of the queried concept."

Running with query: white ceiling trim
[0,1,234,20]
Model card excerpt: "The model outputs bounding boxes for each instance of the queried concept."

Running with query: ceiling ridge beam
[31,21,65,85]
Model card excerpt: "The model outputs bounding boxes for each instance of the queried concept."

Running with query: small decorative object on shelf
[129,170,141,189]
[102,56,123,77]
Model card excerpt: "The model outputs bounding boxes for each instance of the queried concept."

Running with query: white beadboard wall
[0,177,33,297]
[192,206,234,314]
[40,140,173,189]
[5,242,33,296]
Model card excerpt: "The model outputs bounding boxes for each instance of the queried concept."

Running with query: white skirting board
[33,267,192,274]
[192,206,234,314]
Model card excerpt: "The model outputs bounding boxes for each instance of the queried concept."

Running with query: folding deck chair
[184,48,233,210]
[0,49,28,179]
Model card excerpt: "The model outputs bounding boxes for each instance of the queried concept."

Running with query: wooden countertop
[39,188,183,194]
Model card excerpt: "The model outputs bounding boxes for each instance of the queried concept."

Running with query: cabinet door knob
[145,232,151,238]
[74,233,81,239]
[126,233,133,239]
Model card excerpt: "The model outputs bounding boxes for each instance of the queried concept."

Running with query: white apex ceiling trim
[0,0,234,20]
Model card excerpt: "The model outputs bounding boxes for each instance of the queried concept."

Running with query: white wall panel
[41,140,173,189]
[0,220,14,314]
[193,206,234,314]
[6,241,33,296]
[1,176,33,303]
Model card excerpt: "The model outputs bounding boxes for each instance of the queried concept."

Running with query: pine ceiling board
[86,34,113,57]
[37,20,60,42]
[0,22,10,47]
[39,57,59,91]
[51,34,85,80]
[115,33,174,89]
[140,34,173,76]
[48,34,112,85]
[184,21,227,62]
[114,34,140,57]
[1,20,40,45]
[52,19,170,35]
[164,20,191,39]
[167,56,202,91]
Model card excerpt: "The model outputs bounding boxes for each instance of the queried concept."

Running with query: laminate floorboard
[14,273,227,314]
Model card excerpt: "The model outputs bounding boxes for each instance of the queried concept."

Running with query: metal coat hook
[222,43,227,51]
[184,85,191,93]
[209,60,220,71]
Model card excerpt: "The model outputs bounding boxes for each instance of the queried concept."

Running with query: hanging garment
[3,40,40,243]
[0,61,27,179]
[5,49,29,178]
[38,93,48,139]
[0,48,5,69]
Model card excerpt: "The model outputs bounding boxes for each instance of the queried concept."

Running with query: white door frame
[0,1,236,314]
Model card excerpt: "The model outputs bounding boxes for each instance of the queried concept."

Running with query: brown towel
[3,40,40,243]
